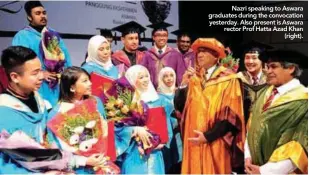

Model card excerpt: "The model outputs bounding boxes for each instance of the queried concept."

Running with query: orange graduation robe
[181,66,245,174]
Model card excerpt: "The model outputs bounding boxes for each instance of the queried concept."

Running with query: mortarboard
[24,1,43,16]
[233,40,274,62]
[171,29,193,39]
[147,21,173,36]
[112,21,146,45]
[96,28,113,38]
[112,21,146,37]
[239,40,274,55]
[260,49,308,69]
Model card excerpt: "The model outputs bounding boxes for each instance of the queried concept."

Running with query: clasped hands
[133,126,164,155]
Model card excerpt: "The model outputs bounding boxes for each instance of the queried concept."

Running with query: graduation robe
[47,96,106,174]
[12,26,72,106]
[181,66,245,174]
[119,96,174,174]
[0,92,48,173]
[112,50,144,71]
[140,47,186,88]
[82,61,119,80]
[175,48,195,69]
[0,66,8,93]
[247,85,308,174]
[158,93,183,173]
[237,71,268,125]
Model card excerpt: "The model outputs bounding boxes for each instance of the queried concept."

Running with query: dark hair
[177,32,191,41]
[59,66,90,102]
[151,28,168,37]
[1,46,37,80]
[122,28,140,37]
[24,1,44,16]
[246,47,263,55]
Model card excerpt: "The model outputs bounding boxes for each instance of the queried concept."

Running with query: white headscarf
[125,65,159,103]
[157,67,176,96]
[86,35,113,70]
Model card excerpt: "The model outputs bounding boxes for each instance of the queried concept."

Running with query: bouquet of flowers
[40,27,66,88]
[220,53,240,73]
[47,99,119,174]
[0,130,73,173]
[104,77,168,156]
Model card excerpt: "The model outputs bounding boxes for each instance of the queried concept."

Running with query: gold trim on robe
[269,141,308,174]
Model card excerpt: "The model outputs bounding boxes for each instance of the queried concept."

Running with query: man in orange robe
[178,38,246,174]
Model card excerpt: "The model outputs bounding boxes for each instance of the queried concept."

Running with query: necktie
[252,76,258,85]
[263,88,278,111]
[158,49,163,55]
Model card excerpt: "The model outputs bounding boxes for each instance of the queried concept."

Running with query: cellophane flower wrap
[0,130,73,173]
[39,27,66,88]
[104,77,161,155]
[47,99,120,174]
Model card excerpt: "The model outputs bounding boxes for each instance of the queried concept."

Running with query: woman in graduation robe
[47,67,112,174]
[117,65,173,174]
[157,67,183,173]
[82,35,120,79]
[47,67,154,174]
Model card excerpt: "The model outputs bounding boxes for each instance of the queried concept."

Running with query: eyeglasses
[155,34,168,38]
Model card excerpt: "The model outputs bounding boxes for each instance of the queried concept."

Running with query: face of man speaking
[197,48,218,70]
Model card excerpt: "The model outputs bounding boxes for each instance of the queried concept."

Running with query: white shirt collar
[206,64,217,80]
[247,70,262,82]
[276,78,301,96]
[155,45,167,54]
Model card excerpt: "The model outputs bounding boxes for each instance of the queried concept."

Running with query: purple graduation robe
[175,48,195,69]
[140,46,186,88]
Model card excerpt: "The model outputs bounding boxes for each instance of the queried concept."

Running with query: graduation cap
[260,49,308,69]
[24,1,44,16]
[112,21,146,45]
[239,40,274,55]
[96,28,113,38]
[147,21,173,36]
[171,29,193,39]
[112,21,146,37]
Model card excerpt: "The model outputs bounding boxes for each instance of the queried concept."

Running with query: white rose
[69,134,79,145]
[85,120,96,129]
[79,140,93,152]
[88,138,98,145]
[73,126,84,134]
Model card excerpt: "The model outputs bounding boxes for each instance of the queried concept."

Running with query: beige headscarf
[86,35,113,70]
[157,67,176,96]
[125,65,159,103]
